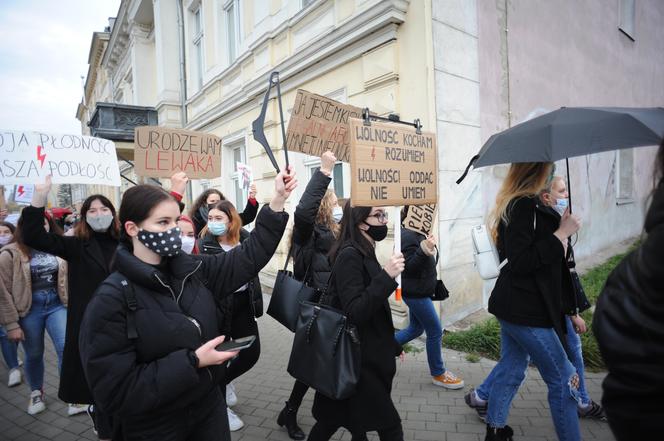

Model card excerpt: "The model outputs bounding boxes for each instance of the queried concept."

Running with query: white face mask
[332,206,343,223]
[86,213,114,232]
[180,236,196,254]
[0,235,12,246]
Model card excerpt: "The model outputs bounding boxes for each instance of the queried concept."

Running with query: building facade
[77,0,664,326]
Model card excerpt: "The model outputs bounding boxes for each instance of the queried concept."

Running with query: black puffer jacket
[292,170,335,290]
[593,181,664,441]
[199,229,263,322]
[488,196,575,345]
[78,206,287,428]
[401,229,437,298]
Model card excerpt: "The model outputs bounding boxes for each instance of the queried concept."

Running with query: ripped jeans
[484,320,580,441]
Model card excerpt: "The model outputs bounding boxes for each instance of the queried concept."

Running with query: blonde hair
[488,162,554,243]
[316,189,340,237]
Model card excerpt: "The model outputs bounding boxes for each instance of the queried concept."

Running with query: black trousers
[225,290,260,384]
[307,422,402,441]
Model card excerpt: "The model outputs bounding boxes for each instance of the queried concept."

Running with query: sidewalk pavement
[0,296,615,441]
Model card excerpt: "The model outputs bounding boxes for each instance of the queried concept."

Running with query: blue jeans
[19,288,67,391]
[477,317,590,407]
[395,297,444,376]
[484,320,580,441]
[564,316,590,406]
[0,326,20,369]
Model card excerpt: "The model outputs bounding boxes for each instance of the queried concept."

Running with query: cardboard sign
[14,184,34,205]
[236,162,253,190]
[0,130,121,186]
[404,204,437,236]
[349,118,437,206]
[134,126,222,179]
[286,90,363,163]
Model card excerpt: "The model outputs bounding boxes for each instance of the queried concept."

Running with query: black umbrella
[456,107,664,211]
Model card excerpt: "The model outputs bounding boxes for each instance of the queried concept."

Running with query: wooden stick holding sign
[394,206,402,302]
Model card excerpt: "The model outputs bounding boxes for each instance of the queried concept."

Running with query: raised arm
[239,184,259,226]
[22,176,80,260]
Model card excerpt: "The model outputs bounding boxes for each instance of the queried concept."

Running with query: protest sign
[134,126,222,179]
[0,130,121,186]
[349,118,437,206]
[14,184,34,205]
[286,90,363,163]
[236,162,253,190]
[403,204,437,236]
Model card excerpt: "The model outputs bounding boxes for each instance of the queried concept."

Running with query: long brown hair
[15,211,63,257]
[74,194,120,241]
[189,189,225,220]
[488,162,554,243]
[316,189,340,237]
[200,200,242,245]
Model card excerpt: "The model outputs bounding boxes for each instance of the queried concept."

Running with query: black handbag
[267,247,319,332]
[566,246,591,314]
[287,255,362,400]
[287,301,361,400]
[431,279,450,301]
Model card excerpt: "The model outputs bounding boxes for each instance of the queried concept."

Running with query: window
[616,149,634,202]
[193,6,204,89]
[306,162,347,198]
[619,0,636,40]
[225,0,240,64]
[224,139,247,211]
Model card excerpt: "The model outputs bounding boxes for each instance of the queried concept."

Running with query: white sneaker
[227,407,244,431]
[27,390,46,415]
[226,382,238,407]
[67,403,88,416]
[8,368,21,387]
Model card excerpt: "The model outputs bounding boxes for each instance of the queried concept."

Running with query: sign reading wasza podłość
[286,90,363,163]
[349,118,437,206]
[0,130,121,186]
[134,126,222,179]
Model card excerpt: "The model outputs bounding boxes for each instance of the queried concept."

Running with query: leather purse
[267,247,319,332]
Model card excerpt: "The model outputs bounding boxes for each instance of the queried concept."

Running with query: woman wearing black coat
[277,151,343,440]
[593,143,664,441]
[479,162,582,441]
[78,169,297,441]
[189,185,259,234]
[309,201,405,441]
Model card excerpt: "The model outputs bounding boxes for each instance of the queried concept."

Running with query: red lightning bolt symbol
[371,147,376,160]
[17,186,25,197]
[37,145,46,167]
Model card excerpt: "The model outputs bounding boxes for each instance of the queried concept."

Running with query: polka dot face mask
[137,226,183,257]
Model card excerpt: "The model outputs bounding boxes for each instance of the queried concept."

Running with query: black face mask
[363,223,388,242]
[198,205,210,220]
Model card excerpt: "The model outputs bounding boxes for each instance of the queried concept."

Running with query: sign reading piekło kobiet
[134,126,222,179]
[0,130,121,186]
[349,118,437,206]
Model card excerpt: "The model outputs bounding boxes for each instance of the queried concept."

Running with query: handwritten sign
[14,184,34,205]
[286,90,363,163]
[404,204,437,236]
[349,118,437,206]
[236,162,253,190]
[134,126,222,179]
[0,130,121,186]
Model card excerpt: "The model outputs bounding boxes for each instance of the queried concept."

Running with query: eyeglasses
[369,212,389,222]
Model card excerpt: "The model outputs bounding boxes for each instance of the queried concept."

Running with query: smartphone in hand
[215,335,256,352]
